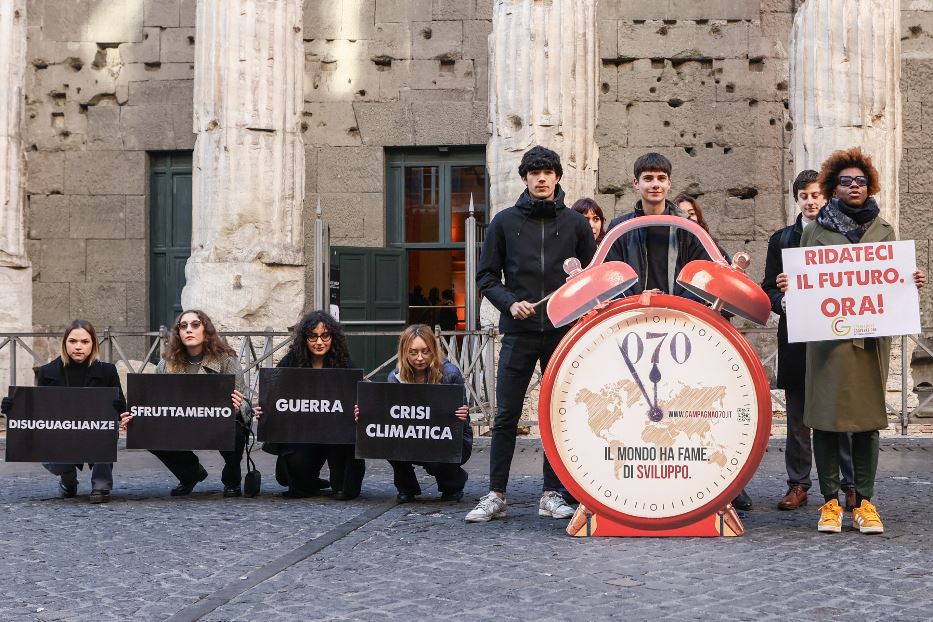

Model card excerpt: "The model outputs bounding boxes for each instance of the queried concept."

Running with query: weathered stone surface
[63,150,145,195]
[617,21,750,60]
[125,278,147,328]
[488,0,599,214]
[303,102,364,147]
[317,146,384,193]
[24,151,65,195]
[85,104,123,150]
[27,194,70,239]
[125,195,145,239]
[413,101,471,144]
[71,281,127,327]
[1,0,32,332]
[376,0,432,24]
[32,281,71,326]
[118,27,161,64]
[144,0,179,27]
[790,1,902,228]
[70,195,126,239]
[183,0,305,329]
[86,0,145,43]
[87,239,145,282]
[120,104,176,150]
[39,0,89,42]
[160,26,195,63]
[38,238,86,283]
[354,102,415,145]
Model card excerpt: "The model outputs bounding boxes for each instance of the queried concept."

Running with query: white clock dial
[548,305,759,519]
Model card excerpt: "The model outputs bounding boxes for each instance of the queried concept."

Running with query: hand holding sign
[782,241,922,342]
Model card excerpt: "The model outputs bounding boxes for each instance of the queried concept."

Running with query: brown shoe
[777,485,808,510]
[844,489,856,512]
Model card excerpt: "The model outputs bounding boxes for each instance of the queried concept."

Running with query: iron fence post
[10,337,16,386]
[101,326,112,363]
[902,334,908,436]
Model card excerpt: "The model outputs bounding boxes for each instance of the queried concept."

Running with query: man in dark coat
[466,145,596,523]
[761,169,855,511]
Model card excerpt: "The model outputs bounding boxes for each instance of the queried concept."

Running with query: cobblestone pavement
[1,438,932,621]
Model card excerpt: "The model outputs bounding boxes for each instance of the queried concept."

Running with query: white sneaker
[539,491,575,519]
[464,492,507,523]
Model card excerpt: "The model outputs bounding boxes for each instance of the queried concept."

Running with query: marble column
[0,0,32,333]
[182,0,305,328]
[789,0,901,230]
[487,0,599,214]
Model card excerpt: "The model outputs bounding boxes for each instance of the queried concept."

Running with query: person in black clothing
[1,320,126,503]
[762,169,855,511]
[466,145,597,523]
[258,310,365,500]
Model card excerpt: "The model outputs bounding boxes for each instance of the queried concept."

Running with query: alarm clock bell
[547,215,772,327]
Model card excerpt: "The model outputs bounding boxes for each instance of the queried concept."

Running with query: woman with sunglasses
[259,310,365,500]
[777,148,925,534]
[125,310,250,497]
[380,324,472,503]
[1,320,126,503]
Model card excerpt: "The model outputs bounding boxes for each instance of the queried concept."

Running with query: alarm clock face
[542,297,769,527]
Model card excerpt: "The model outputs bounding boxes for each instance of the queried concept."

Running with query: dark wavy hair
[285,310,351,369]
[163,310,235,373]
[518,145,563,179]
[60,319,100,366]
[571,198,606,242]
[818,147,880,201]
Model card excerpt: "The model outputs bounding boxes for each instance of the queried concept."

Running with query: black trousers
[276,444,366,498]
[390,440,473,495]
[150,422,249,488]
[490,330,566,494]
[328,444,366,499]
[784,386,854,490]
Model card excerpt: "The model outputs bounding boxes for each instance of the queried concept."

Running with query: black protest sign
[355,382,464,464]
[257,368,363,444]
[126,373,236,451]
[5,386,119,463]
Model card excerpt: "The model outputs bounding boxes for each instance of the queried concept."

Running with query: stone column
[789,0,901,230]
[487,0,599,214]
[0,0,32,333]
[182,0,305,328]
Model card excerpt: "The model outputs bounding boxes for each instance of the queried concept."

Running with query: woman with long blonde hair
[386,324,472,503]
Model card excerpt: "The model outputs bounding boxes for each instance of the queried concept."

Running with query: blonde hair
[60,319,100,366]
[397,324,445,384]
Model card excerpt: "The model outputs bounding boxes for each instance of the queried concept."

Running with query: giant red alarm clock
[539,215,772,537]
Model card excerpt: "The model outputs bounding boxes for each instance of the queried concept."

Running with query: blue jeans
[43,462,113,491]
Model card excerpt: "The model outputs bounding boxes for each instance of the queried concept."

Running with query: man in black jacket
[465,146,596,523]
[762,169,855,511]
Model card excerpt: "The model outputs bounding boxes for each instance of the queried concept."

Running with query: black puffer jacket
[477,186,597,333]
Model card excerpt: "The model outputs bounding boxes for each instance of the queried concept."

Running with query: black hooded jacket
[477,186,597,333]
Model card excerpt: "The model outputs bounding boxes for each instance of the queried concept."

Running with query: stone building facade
[7,0,933,356]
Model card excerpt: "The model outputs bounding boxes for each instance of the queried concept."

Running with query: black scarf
[816,196,880,243]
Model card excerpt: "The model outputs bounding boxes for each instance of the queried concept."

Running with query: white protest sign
[783,240,920,343]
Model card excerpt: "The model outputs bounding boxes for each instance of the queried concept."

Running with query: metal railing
[1,325,931,434]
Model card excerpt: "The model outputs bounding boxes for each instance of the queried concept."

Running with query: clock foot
[565,506,745,537]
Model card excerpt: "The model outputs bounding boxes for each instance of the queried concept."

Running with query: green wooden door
[332,247,406,380]
[149,153,192,331]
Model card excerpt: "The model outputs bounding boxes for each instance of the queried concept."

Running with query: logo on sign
[831,317,851,337]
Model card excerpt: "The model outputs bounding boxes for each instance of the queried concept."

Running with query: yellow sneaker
[817,499,843,533]
[852,500,884,534]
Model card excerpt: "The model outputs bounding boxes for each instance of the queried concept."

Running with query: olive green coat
[800,217,894,432]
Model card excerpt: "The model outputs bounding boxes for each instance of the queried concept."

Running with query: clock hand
[648,362,664,422]
[617,339,653,412]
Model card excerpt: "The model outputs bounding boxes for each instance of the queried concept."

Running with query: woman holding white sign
[778,148,926,535]
[259,310,366,500]
[126,310,250,497]
[385,324,472,503]
[1,320,126,504]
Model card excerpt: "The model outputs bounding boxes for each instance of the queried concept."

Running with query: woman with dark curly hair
[259,310,365,500]
[129,310,250,497]
[571,198,607,243]
[778,147,926,534]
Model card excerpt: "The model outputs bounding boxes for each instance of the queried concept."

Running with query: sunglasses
[306,332,332,342]
[837,175,868,188]
[178,320,203,330]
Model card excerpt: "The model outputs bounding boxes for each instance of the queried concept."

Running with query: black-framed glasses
[178,320,203,330]
[306,332,332,342]
[837,175,868,188]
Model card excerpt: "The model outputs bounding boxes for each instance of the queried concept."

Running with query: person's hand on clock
[510,300,536,320]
